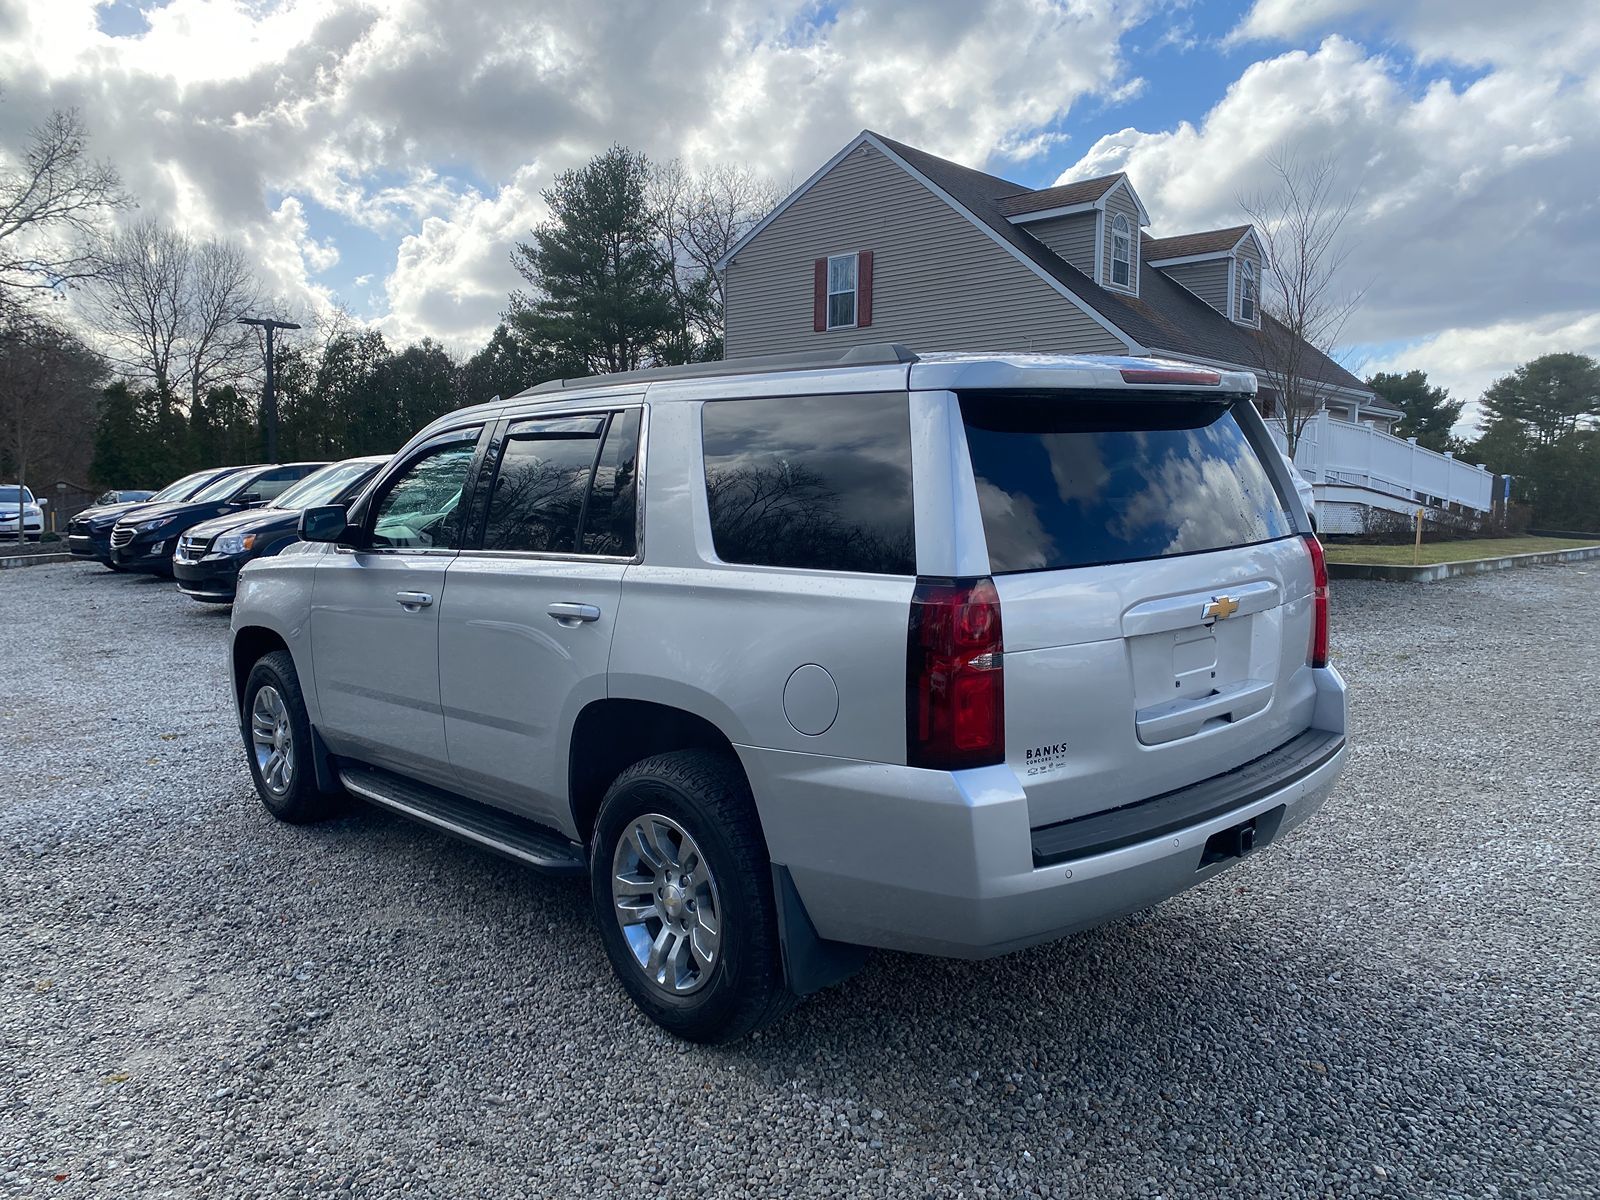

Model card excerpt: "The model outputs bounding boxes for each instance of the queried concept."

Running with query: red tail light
[1119,366,1221,386]
[907,577,1005,770]
[1305,534,1329,667]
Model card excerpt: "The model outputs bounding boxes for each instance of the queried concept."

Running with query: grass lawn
[1323,536,1600,566]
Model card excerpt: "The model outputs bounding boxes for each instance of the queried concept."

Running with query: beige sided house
[718,131,1496,533]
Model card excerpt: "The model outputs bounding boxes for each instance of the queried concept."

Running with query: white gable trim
[862,133,1140,353]
[1103,175,1152,226]
[714,131,873,272]
[1148,249,1235,268]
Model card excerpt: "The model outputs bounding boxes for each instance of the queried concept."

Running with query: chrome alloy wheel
[611,813,722,995]
[250,684,294,797]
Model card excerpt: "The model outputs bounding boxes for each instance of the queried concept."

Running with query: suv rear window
[959,392,1291,573]
[702,393,915,575]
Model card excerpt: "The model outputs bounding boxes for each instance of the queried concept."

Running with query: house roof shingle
[1143,226,1252,261]
[866,132,1369,395]
[995,174,1124,216]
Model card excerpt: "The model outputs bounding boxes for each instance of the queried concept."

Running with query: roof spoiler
[516,343,919,397]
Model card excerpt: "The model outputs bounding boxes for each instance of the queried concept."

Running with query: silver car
[230,346,1347,1042]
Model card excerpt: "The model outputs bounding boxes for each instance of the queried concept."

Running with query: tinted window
[250,465,319,502]
[960,392,1291,573]
[480,417,604,553]
[582,410,641,556]
[370,437,479,550]
[702,393,916,575]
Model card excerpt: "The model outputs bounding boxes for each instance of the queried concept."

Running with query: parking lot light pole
[238,316,301,464]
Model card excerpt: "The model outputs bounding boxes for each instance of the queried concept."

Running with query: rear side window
[479,410,640,556]
[959,392,1291,573]
[702,393,916,575]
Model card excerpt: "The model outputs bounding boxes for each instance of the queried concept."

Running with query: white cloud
[0,0,1158,353]
[1366,312,1600,435]
[1056,31,1600,402]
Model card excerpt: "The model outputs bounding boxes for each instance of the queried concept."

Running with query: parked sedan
[174,456,387,603]
[68,467,247,568]
[109,462,326,576]
[0,485,47,541]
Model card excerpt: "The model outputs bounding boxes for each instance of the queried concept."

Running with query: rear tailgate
[957,389,1319,829]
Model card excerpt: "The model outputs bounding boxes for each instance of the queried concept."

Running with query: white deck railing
[1269,410,1494,513]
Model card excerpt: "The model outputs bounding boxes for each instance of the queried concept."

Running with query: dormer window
[1240,259,1258,323]
[826,253,857,328]
[1110,214,1132,287]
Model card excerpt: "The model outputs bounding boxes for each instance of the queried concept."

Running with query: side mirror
[235,492,263,507]
[36,497,47,507]
[299,505,348,543]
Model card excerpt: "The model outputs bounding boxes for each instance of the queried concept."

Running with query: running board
[339,763,587,876]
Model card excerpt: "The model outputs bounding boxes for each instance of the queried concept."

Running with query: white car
[0,485,46,540]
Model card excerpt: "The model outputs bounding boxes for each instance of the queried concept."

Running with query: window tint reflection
[481,420,603,554]
[960,393,1291,573]
[702,393,916,575]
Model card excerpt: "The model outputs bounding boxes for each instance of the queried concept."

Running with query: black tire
[590,750,796,1043]
[241,650,341,824]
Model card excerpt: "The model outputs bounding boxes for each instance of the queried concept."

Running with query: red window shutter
[857,250,873,328]
[813,258,827,331]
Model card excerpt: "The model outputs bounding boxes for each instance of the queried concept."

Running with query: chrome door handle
[395,591,434,610]
[547,602,601,625]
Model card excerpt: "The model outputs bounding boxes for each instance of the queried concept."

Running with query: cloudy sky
[1,0,1595,419]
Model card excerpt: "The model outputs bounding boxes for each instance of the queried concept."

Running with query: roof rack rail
[515,343,919,397]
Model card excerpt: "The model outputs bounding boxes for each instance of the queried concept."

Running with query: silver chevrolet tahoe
[230,345,1347,1042]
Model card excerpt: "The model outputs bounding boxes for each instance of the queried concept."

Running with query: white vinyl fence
[1271,410,1494,513]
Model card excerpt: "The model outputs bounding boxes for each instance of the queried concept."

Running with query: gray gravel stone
[1,561,1596,1198]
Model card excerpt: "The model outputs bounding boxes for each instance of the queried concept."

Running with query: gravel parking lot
[3,562,1597,1198]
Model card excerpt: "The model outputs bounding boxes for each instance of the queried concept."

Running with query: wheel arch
[567,698,747,846]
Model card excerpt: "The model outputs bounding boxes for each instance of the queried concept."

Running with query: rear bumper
[173,554,242,601]
[742,666,1348,959]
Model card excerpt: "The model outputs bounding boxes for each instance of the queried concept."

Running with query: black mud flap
[772,865,869,997]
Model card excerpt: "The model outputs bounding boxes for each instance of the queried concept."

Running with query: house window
[1240,259,1258,323]
[826,253,857,328]
[1110,214,1132,287]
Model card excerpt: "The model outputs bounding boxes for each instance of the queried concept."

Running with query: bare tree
[92,218,187,397]
[1239,150,1366,453]
[186,237,263,411]
[652,160,779,359]
[0,108,128,306]
[88,217,264,407]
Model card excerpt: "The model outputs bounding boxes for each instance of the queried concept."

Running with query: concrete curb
[1328,544,1600,582]
[0,551,73,570]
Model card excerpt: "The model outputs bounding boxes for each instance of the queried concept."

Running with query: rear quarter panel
[607,397,914,761]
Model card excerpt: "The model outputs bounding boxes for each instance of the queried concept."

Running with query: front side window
[702,393,916,575]
[1110,214,1132,287]
[826,253,857,329]
[369,436,479,550]
[960,391,1291,573]
[1240,259,1258,323]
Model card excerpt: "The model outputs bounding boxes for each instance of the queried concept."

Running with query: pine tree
[510,146,677,375]
[1366,370,1464,452]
